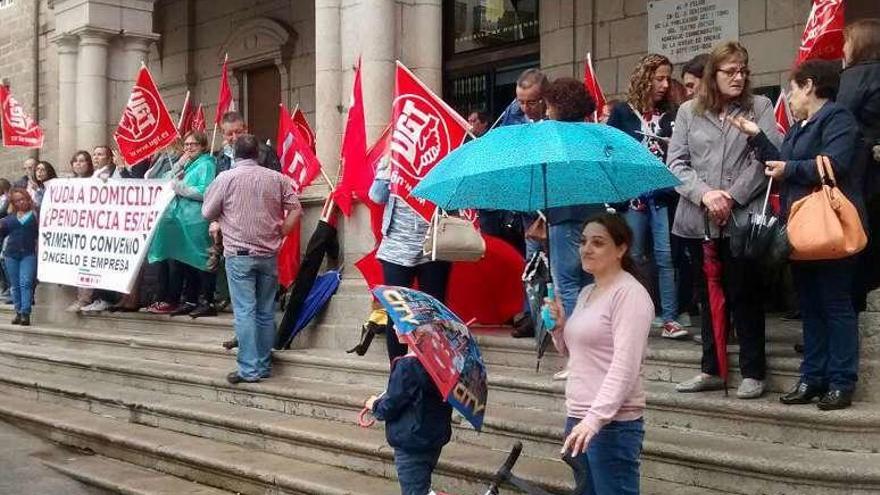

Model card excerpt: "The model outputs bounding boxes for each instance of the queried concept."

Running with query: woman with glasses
[147,131,217,316]
[668,41,782,399]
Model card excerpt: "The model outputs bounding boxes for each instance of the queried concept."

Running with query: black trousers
[380,259,452,362]
[156,260,214,305]
[686,238,767,380]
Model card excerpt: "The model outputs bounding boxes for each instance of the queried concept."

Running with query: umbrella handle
[357,407,376,428]
[760,178,773,217]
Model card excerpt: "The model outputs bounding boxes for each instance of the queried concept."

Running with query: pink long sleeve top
[551,270,654,434]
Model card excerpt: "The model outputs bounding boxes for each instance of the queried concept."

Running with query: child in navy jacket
[365,348,452,495]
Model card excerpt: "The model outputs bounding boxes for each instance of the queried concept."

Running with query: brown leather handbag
[787,155,867,261]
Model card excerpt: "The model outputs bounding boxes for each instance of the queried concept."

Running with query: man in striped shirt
[203,134,302,384]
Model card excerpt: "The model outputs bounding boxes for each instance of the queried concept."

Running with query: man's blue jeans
[624,200,677,322]
[792,258,860,392]
[549,221,593,318]
[5,254,35,315]
[564,417,644,495]
[393,447,442,495]
[226,255,278,381]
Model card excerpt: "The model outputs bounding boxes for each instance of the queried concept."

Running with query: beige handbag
[787,155,867,261]
[423,212,486,262]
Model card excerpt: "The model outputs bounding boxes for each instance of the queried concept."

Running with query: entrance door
[244,65,281,144]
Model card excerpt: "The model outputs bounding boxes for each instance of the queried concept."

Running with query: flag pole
[210,123,219,154]
[177,90,191,130]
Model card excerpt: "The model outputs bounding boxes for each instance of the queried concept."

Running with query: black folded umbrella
[275,218,340,349]
[730,179,790,265]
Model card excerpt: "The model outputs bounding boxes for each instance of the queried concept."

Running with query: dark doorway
[244,65,281,144]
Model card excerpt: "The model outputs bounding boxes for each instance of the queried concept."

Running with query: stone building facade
[0,0,875,265]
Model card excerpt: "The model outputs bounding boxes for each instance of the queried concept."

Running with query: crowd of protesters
[0,20,877,495]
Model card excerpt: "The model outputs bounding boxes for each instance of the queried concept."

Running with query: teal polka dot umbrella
[412,120,680,212]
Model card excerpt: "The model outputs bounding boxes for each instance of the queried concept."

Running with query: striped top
[202,158,300,257]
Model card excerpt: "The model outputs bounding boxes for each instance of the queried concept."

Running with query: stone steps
[1,336,879,494]
[36,451,235,495]
[2,323,879,452]
[1,394,401,495]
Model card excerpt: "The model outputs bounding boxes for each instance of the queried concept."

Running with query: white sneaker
[661,321,689,340]
[81,299,109,313]
[65,301,83,313]
[678,313,693,327]
[736,378,765,399]
[676,373,725,393]
[651,316,664,328]
[553,369,569,381]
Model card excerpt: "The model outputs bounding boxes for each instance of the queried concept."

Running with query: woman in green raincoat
[147,131,217,316]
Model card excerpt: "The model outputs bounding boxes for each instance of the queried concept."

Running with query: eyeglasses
[517,98,544,108]
[717,66,750,79]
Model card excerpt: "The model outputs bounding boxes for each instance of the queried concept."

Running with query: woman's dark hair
[8,187,34,212]
[70,150,94,178]
[681,53,710,79]
[582,212,647,289]
[36,161,57,185]
[844,19,880,66]
[791,60,840,100]
[0,179,10,194]
[544,77,596,122]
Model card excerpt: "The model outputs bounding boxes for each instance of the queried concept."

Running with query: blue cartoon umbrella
[372,285,487,431]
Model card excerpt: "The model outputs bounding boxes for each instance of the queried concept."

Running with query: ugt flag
[0,85,44,148]
[214,55,233,124]
[774,92,793,136]
[113,65,179,165]
[795,0,844,65]
[390,62,470,222]
[292,108,316,152]
[277,104,322,194]
[334,57,368,216]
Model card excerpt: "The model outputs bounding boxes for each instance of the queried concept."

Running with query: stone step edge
[0,369,574,493]
[2,356,879,487]
[0,395,399,495]
[3,334,877,434]
[37,451,235,495]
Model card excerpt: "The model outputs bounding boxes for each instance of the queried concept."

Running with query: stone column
[76,31,110,149]
[114,36,154,132]
[360,0,395,141]
[315,0,343,180]
[403,0,442,92]
[55,35,79,164]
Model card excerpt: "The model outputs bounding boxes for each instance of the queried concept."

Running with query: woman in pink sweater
[547,213,654,495]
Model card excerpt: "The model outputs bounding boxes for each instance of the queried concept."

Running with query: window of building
[451,0,539,54]
[0,0,14,9]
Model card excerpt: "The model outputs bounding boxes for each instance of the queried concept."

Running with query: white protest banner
[38,179,175,293]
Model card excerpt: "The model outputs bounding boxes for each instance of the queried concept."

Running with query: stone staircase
[0,285,878,494]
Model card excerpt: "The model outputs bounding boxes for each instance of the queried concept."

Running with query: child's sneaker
[661,321,689,340]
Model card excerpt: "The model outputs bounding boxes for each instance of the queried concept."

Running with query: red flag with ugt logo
[113,65,179,165]
[191,104,206,132]
[292,108,316,152]
[583,52,607,122]
[0,85,44,148]
[795,0,844,65]
[277,104,322,193]
[390,62,470,222]
[774,92,793,136]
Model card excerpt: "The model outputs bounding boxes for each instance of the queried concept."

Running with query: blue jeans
[792,258,860,392]
[549,221,593,317]
[5,254,35,315]
[393,447,442,495]
[624,200,677,322]
[226,255,278,381]
[564,417,644,495]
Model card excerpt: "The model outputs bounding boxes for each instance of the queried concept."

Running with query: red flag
[389,62,470,222]
[113,65,179,165]
[214,55,233,124]
[795,0,844,65]
[277,104,322,193]
[277,225,301,288]
[192,104,206,132]
[583,52,607,122]
[0,85,43,148]
[774,92,792,136]
[177,90,195,135]
[334,57,369,216]
[292,108,316,152]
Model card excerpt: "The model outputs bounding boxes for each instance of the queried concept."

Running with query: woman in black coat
[838,19,880,310]
[731,60,862,410]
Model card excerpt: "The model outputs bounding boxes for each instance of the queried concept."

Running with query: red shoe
[147,302,177,315]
